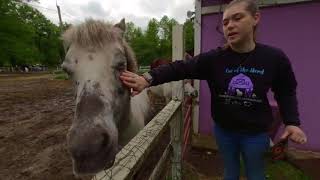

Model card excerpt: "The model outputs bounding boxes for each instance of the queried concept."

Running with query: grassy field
[264,159,311,180]
[53,70,69,80]
[182,157,311,180]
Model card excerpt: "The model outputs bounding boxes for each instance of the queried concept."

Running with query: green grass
[265,160,311,180]
[240,158,311,180]
[52,69,69,80]
[182,164,200,180]
[182,158,311,180]
[137,70,149,75]
[54,73,69,80]
[53,69,65,75]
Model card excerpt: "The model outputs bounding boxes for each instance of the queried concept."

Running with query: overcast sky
[28,0,195,28]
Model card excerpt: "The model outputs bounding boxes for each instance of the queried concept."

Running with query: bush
[54,73,69,80]
[53,69,64,75]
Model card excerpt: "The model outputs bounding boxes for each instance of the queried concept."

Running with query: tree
[18,3,63,66]
[0,0,37,66]
[130,27,147,65]
[158,16,178,59]
[184,19,194,54]
[123,16,194,66]
[0,0,63,67]
[124,22,136,42]
[142,18,160,64]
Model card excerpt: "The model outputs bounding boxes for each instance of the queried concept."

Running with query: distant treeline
[0,0,194,67]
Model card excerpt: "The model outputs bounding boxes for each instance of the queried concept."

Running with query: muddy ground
[0,73,79,180]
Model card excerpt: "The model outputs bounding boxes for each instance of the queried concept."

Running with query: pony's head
[61,19,137,175]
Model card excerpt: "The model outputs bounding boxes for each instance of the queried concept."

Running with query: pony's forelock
[61,19,138,73]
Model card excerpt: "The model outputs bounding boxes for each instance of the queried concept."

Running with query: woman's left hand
[280,125,307,144]
[120,70,150,96]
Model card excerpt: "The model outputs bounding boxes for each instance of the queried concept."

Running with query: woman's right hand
[120,70,150,96]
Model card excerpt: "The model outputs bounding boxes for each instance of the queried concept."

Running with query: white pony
[61,19,197,176]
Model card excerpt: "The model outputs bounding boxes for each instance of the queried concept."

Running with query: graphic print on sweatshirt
[219,67,264,107]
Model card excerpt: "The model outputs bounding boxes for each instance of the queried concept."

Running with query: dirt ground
[183,147,225,180]
[0,73,80,180]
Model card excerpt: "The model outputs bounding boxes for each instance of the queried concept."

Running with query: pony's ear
[114,18,126,36]
[123,41,138,73]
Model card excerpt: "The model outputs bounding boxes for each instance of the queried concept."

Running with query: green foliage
[265,160,311,180]
[53,69,65,75]
[158,16,178,59]
[54,73,69,80]
[239,158,311,180]
[0,0,63,67]
[0,0,194,68]
[53,69,69,80]
[184,19,194,54]
[125,16,194,66]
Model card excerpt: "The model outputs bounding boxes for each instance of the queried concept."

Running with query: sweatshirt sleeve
[271,52,300,126]
[149,49,218,86]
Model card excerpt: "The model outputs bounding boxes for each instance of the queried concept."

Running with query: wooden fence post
[171,24,184,180]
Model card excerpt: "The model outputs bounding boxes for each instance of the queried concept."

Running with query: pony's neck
[131,89,154,119]
[118,89,152,146]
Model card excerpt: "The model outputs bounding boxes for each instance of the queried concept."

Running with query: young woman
[120,0,307,179]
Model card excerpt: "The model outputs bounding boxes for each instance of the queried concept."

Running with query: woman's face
[222,2,260,46]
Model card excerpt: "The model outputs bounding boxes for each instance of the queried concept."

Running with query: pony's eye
[114,52,126,61]
[114,51,127,71]
[115,62,126,71]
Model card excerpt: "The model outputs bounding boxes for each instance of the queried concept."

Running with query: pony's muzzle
[67,125,117,175]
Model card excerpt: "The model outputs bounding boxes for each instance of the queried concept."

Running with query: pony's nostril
[74,151,82,160]
[101,133,110,147]
[70,147,84,160]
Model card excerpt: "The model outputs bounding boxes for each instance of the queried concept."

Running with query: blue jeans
[214,124,269,180]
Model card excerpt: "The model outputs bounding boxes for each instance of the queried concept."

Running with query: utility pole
[56,0,65,65]
[56,0,63,31]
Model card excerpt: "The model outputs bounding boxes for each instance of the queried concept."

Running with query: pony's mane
[150,58,171,69]
[62,19,118,49]
[62,19,137,72]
